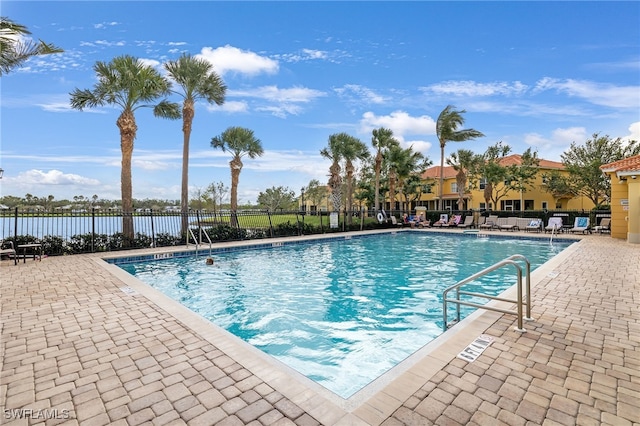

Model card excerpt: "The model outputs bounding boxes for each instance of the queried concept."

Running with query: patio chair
[524,219,543,232]
[593,218,611,234]
[456,216,475,228]
[569,217,591,234]
[389,216,403,227]
[479,215,498,230]
[498,217,519,231]
[544,217,563,233]
[1,240,17,265]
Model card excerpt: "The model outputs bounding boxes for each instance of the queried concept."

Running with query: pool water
[119,232,572,398]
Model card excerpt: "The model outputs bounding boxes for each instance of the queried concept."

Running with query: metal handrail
[187,228,199,257]
[442,255,532,332]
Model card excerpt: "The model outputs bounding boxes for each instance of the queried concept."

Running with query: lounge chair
[390,216,403,227]
[457,216,475,228]
[479,215,498,230]
[594,218,611,234]
[525,219,543,232]
[569,217,591,234]
[443,215,462,227]
[432,214,449,228]
[544,217,563,233]
[1,240,17,265]
[498,217,518,231]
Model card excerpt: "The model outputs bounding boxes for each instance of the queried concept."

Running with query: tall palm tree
[70,55,180,240]
[164,53,227,237]
[320,133,344,213]
[211,127,264,226]
[339,134,370,225]
[371,127,400,214]
[435,105,484,210]
[0,17,63,76]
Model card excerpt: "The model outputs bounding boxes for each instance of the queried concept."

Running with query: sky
[1,1,639,204]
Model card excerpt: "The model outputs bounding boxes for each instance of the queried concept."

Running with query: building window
[479,178,487,190]
[542,201,548,210]
[451,182,458,193]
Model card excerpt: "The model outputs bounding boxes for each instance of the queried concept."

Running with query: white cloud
[94,21,119,29]
[9,169,101,186]
[523,127,587,161]
[334,84,388,104]
[359,110,436,136]
[230,86,325,103]
[277,48,329,62]
[206,100,249,113]
[623,122,640,142]
[423,80,528,97]
[138,58,161,70]
[534,78,640,108]
[196,45,279,76]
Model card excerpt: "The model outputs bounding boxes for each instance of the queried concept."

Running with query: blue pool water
[119,232,572,398]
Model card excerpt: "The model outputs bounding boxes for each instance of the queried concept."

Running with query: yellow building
[416,154,595,212]
[600,155,640,243]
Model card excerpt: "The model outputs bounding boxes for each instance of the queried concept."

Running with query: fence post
[13,207,18,241]
[91,208,96,253]
[150,209,156,248]
[267,210,274,238]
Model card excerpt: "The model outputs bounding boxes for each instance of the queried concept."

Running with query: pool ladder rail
[187,227,213,258]
[442,254,532,332]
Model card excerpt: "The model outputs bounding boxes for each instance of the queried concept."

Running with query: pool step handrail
[187,227,213,257]
[442,254,532,333]
[187,228,199,257]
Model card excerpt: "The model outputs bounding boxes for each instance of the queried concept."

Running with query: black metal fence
[0,207,610,256]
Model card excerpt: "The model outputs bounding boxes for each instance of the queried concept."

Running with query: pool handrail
[442,254,531,332]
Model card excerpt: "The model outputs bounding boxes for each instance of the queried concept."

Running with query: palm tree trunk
[117,109,137,242]
[346,160,354,226]
[230,157,242,227]
[374,152,382,213]
[439,144,445,211]
[181,100,195,238]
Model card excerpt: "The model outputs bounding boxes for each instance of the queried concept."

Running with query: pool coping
[96,228,583,425]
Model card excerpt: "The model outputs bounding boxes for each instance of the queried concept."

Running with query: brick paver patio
[1,231,638,425]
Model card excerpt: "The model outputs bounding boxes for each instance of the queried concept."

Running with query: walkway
[1,231,638,425]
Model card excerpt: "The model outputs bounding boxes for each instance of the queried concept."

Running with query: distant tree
[371,127,400,214]
[320,134,345,213]
[0,17,63,76]
[393,146,430,212]
[70,55,180,240]
[257,186,296,211]
[540,170,579,207]
[211,127,264,225]
[204,181,229,212]
[478,143,539,210]
[447,149,483,210]
[435,105,484,210]
[340,134,369,225]
[304,179,329,213]
[561,133,640,207]
[164,54,226,236]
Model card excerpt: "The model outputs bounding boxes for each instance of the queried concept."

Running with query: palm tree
[211,127,264,226]
[446,149,483,210]
[164,53,227,237]
[70,55,180,240]
[340,134,370,225]
[393,146,429,212]
[435,105,484,210]
[320,133,345,213]
[371,127,400,214]
[0,17,63,76]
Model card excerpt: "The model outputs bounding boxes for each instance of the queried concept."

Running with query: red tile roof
[421,154,564,179]
[600,154,640,174]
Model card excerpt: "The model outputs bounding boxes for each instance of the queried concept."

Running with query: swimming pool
[117,232,572,398]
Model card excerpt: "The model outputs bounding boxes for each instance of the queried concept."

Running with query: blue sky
[1,1,639,204]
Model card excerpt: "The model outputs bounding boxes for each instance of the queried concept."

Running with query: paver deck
[1,230,638,425]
